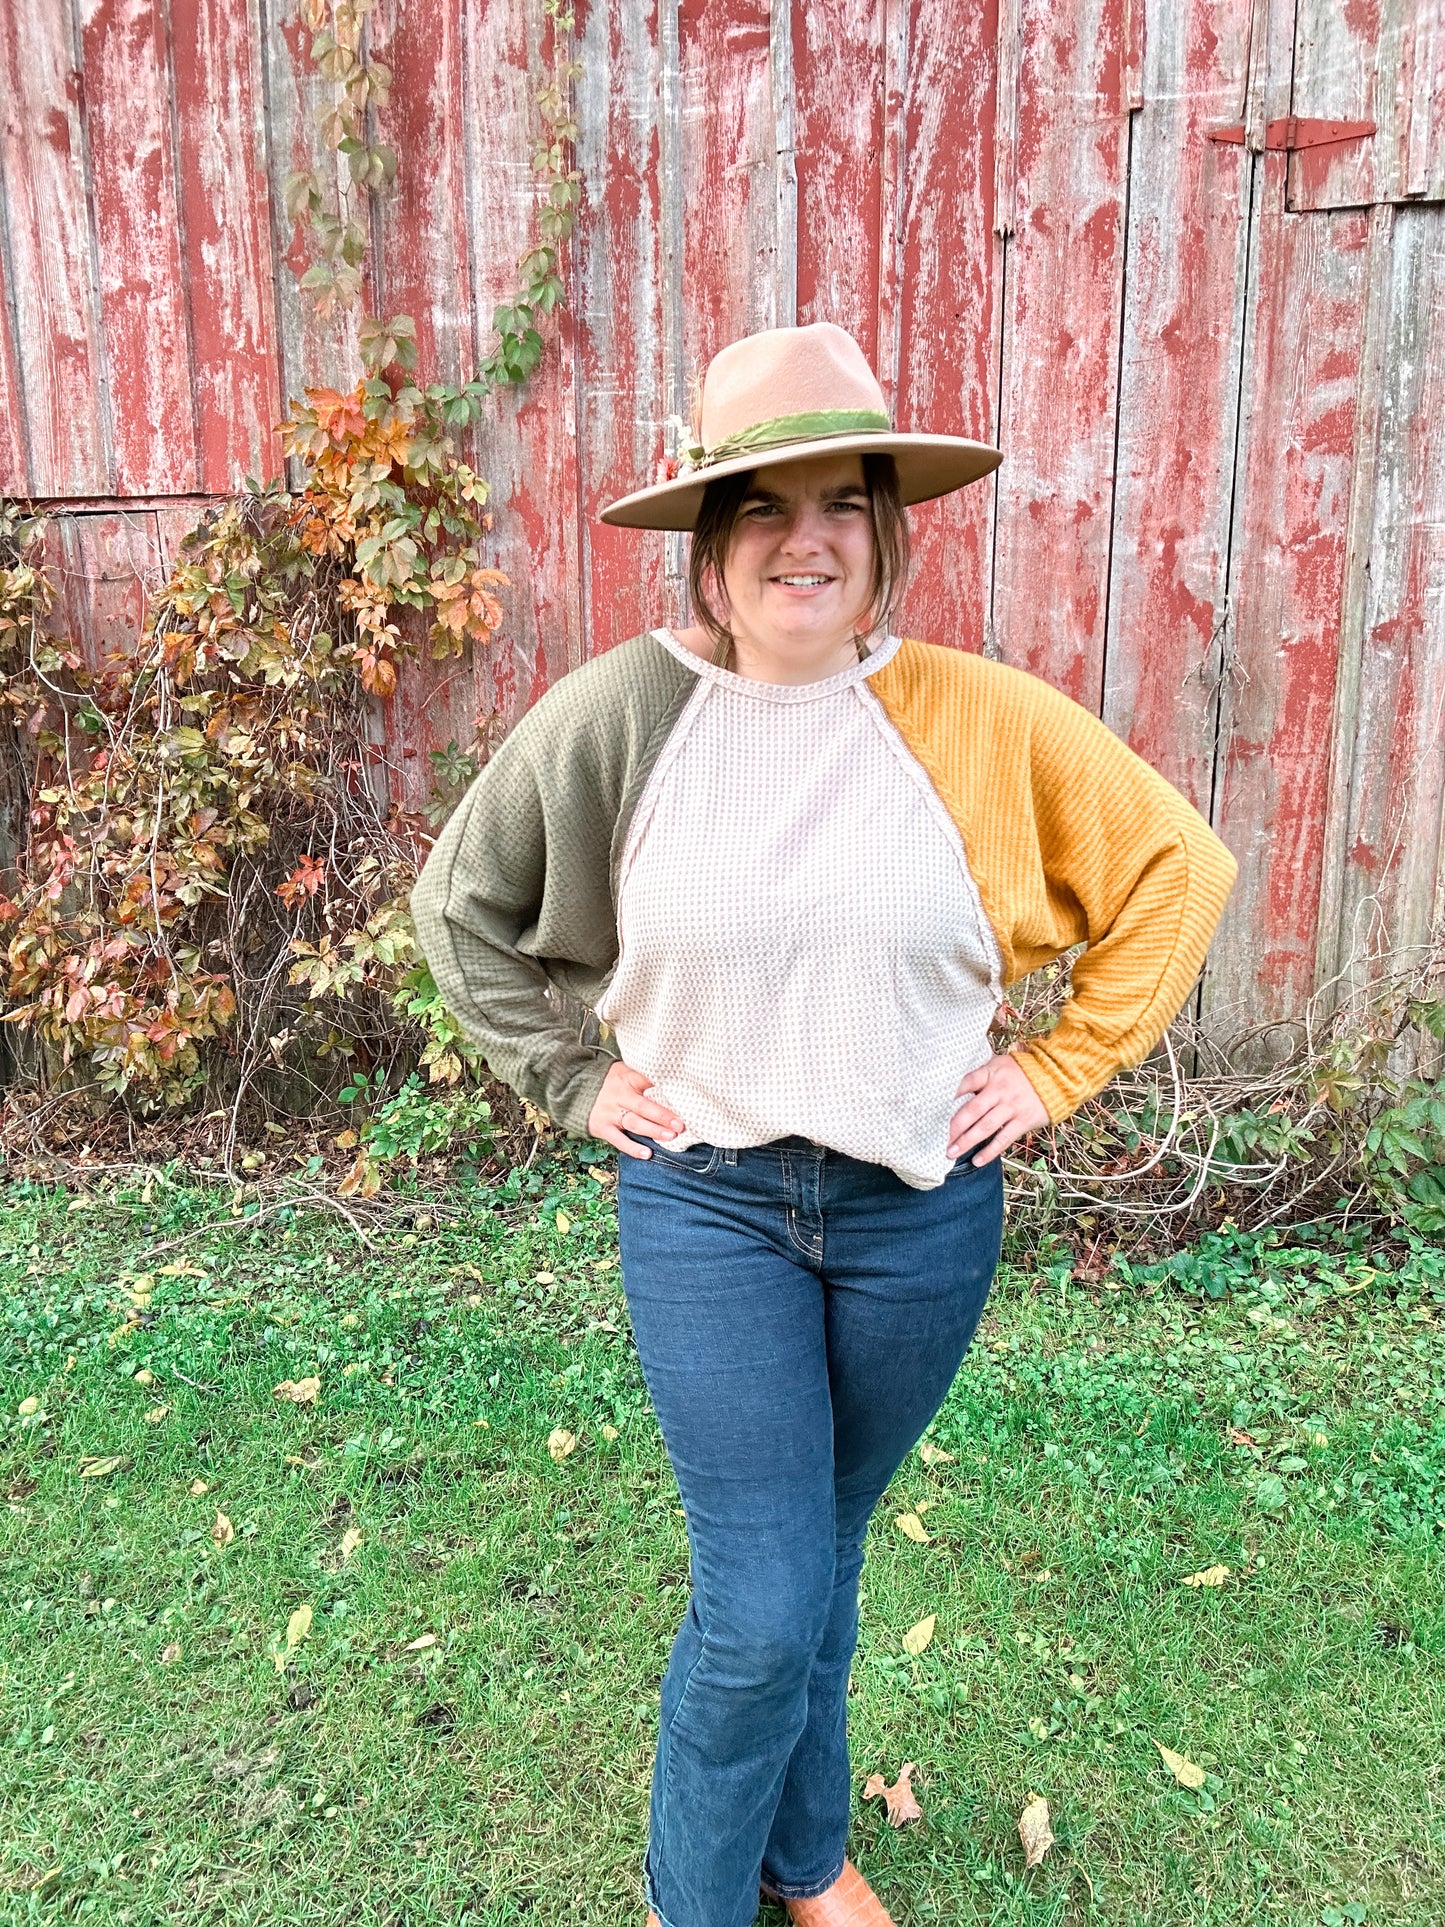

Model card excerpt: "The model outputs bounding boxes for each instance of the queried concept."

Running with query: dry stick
[131,1186,380,1264]
[165,1364,219,1396]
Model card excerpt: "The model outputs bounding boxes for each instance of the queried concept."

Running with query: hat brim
[596,433,1002,531]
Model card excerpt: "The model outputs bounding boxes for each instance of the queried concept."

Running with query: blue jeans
[617,1135,1003,1927]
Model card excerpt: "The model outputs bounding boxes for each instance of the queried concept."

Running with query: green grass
[3,1160,1444,1925]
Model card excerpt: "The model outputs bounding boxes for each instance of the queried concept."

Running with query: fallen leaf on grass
[1155,1741,1206,1789]
[189,1478,209,1496]
[273,1376,321,1404]
[145,1404,171,1424]
[895,1512,931,1544]
[212,1511,235,1547]
[133,1369,154,1387]
[863,1761,922,1827]
[17,1396,39,1417]
[77,1456,124,1478]
[555,1210,572,1236]
[547,1427,577,1462]
[160,1642,181,1665]
[1018,1793,1054,1868]
[600,1423,619,1441]
[405,1633,438,1651]
[918,1441,955,1467]
[272,1602,313,1672]
[1180,1564,1230,1589]
[902,1614,936,1656]
[338,1526,362,1562]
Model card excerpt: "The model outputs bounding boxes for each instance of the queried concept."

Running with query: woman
[412,322,1237,1927]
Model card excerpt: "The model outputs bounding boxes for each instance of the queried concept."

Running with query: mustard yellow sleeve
[1004,677,1238,1122]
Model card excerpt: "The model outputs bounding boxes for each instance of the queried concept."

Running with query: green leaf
[1407,1166,1445,1207]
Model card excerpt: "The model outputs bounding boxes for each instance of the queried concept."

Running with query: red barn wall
[1,0,1442,1044]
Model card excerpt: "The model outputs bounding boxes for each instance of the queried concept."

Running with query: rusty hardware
[1207,117,1376,151]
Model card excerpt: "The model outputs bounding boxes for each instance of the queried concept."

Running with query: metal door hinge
[1207,117,1376,152]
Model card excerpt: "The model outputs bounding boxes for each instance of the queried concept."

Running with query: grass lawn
[3,1156,1444,1925]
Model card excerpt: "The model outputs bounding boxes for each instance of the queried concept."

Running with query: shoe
[779,1860,895,1926]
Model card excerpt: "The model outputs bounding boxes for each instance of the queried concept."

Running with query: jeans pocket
[626,1130,722,1176]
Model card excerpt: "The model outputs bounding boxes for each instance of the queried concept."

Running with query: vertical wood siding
[1,0,1442,1043]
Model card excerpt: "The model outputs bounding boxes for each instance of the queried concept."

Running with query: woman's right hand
[588,1060,688,1159]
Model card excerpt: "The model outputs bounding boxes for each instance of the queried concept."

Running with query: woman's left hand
[948,1053,1051,1166]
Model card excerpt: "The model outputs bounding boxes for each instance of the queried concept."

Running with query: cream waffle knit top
[594,626,1005,1189]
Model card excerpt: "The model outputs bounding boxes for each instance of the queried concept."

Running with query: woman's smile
[768,570,837,597]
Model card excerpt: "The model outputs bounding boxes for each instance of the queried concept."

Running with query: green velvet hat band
[679,408,893,471]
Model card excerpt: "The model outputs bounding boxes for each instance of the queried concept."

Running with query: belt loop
[724,1147,737,1166]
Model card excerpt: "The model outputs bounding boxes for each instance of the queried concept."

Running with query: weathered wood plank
[43,509,164,665]
[1242,0,1296,147]
[889,0,1002,658]
[75,0,199,494]
[1102,0,1253,809]
[573,0,673,652]
[171,0,284,491]
[459,0,583,724]
[677,0,792,377]
[989,0,1130,704]
[0,208,30,493]
[154,501,211,575]
[1202,164,1371,1042]
[1321,205,1445,999]
[257,0,364,409]
[1290,0,1445,210]
[793,0,884,365]
[370,0,472,388]
[0,0,110,494]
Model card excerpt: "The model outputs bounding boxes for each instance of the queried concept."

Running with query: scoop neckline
[649,625,902,700]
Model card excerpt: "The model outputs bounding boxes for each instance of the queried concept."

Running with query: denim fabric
[617,1135,1003,1927]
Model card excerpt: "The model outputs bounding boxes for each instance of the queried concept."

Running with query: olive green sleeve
[408,633,694,1136]
[409,733,621,1136]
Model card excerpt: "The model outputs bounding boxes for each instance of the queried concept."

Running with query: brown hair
[686,452,910,655]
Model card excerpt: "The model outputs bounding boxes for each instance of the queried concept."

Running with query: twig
[132,1186,381,1264]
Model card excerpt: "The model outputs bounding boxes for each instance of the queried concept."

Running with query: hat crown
[698,323,891,452]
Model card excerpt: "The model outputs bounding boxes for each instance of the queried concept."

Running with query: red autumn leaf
[276,854,326,908]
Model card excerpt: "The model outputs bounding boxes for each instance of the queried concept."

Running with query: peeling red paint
[1204,174,1369,1029]
[79,0,198,492]
[1,0,1441,1045]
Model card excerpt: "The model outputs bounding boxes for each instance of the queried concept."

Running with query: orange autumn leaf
[308,385,368,443]
[356,646,397,697]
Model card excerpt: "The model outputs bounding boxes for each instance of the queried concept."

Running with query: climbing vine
[0,1,582,1170]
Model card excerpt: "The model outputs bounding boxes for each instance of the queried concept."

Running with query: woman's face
[720,452,877,652]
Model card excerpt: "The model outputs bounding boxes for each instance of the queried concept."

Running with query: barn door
[1198,0,1445,1052]
[1288,0,1445,208]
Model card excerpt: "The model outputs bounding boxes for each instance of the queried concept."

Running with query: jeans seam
[642,1887,681,1927]
[650,1143,722,1176]
[760,1856,848,1901]
[784,1204,822,1263]
[649,1623,711,1907]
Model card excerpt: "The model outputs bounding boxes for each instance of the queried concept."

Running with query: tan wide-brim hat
[598,321,1001,532]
